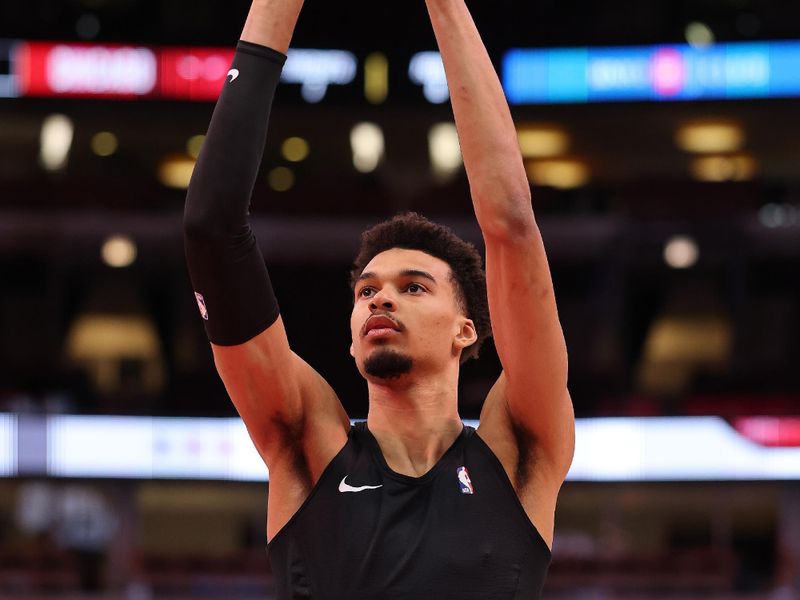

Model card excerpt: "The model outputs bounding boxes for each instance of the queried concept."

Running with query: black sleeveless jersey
[267,422,552,599]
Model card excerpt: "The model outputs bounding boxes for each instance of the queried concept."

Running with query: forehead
[362,248,452,281]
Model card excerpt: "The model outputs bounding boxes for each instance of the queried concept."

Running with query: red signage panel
[159,47,234,101]
[17,41,159,98]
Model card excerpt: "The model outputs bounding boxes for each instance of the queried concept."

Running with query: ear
[454,318,477,352]
[349,342,355,358]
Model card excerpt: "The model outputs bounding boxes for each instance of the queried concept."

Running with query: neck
[366,366,463,477]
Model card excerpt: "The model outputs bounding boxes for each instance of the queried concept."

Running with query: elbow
[183,187,231,242]
[475,197,537,243]
[183,206,216,242]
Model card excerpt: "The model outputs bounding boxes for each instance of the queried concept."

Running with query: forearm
[425,0,533,236]
[241,0,304,53]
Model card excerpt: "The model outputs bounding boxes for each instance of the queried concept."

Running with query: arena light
[268,166,295,192]
[663,235,699,269]
[350,122,384,173]
[281,49,357,103]
[428,122,462,182]
[364,52,389,104]
[281,136,310,162]
[409,52,449,104]
[39,113,74,171]
[158,154,196,189]
[90,131,117,157]
[676,122,745,154]
[526,159,589,189]
[690,154,757,182]
[101,234,137,268]
[518,126,569,158]
[759,203,800,228]
[186,134,205,159]
[685,22,715,49]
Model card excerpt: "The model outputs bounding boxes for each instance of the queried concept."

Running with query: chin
[362,347,413,380]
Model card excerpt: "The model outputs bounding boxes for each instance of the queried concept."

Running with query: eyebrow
[357,269,438,284]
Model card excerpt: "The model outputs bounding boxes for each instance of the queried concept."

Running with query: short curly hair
[350,212,491,363]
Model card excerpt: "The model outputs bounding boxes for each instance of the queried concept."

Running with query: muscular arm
[183,0,348,477]
[425,1,574,479]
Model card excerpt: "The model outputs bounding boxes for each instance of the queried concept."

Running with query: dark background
[0,0,798,421]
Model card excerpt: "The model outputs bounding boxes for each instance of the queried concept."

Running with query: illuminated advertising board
[503,40,800,104]
[0,413,792,482]
[16,41,158,98]
[7,40,358,103]
[47,415,267,480]
[0,414,15,477]
[159,47,235,101]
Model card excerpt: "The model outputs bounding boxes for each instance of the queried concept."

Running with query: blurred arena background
[1,0,800,598]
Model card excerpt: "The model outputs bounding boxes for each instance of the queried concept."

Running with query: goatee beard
[364,348,413,380]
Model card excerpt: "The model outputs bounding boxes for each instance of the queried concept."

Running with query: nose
[369,288,396,312]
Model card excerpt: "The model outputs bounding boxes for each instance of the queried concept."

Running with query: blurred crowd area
[0,480,798,599]
[1,220,798,421]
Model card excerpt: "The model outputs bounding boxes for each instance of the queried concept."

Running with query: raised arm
[182,0,348,486]
[425,0,574,495]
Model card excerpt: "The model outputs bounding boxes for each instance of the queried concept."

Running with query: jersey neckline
[358,421,470,485]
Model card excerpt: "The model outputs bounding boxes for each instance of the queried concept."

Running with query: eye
[406,283,425,294]
[358,286,375,298]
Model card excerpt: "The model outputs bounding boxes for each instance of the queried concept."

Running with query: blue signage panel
[503,40,800,104]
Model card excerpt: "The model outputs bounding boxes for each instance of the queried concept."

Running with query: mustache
[361,312,404,336]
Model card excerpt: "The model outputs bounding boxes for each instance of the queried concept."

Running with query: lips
[363,315,401,337]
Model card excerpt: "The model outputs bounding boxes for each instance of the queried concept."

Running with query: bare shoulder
[476,374,573,549]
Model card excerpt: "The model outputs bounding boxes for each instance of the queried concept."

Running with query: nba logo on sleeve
[194,292,209,320]
[457,466,474,494]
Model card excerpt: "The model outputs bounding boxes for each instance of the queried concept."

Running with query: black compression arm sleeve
[183,40,286,346]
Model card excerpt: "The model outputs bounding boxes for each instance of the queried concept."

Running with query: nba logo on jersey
[194,292,209,320]
[457,466,474,494]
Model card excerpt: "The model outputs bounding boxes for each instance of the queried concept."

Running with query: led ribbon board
[6,41,356,102]
[503,41,800,104]
[1,414,799,482]
[0,414,15,477]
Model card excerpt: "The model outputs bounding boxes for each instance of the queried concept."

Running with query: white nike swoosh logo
[338,476,383,493]
[227,69,240,83]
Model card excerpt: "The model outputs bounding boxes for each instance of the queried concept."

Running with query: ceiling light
[526,159,589,189]
[40,114,74,172]
[676,122,745,154]
[690,154,757,182]
[281,137,310,162]
[91,131,118,157]
[350,122,384,173]
[428,123,462,182]
[186,135,205,159]
[685,22,715,49]
[268,166,295,192]
[517,127,569,158]
[101,235,137,268]
[364,52,389,105]
[663,235,699,269]
[158,154,196,189]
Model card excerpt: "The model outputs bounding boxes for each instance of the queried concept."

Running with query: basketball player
[183,0,575,597]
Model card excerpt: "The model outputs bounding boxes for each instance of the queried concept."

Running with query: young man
[183,0,575,597]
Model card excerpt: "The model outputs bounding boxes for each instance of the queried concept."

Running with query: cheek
[414,309,454,343]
